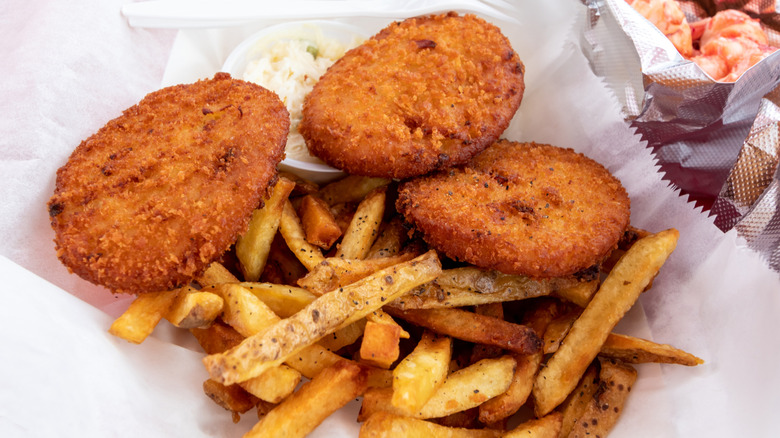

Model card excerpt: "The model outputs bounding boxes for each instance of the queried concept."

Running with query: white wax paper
[1,0,779,437]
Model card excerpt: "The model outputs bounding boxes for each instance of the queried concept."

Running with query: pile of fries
[109,173,701,437]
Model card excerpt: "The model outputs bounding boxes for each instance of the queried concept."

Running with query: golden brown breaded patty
[48,73,289,294]
[396,140,631,278]
[300,12,525,179]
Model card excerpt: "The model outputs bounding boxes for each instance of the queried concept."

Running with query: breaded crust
[48,73,289,294]
[300,12,524,179]
[396,141,631,278]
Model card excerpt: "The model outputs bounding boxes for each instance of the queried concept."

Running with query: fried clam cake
[396,140,631,278]
[300,12,525,179]
[48,73,289,294]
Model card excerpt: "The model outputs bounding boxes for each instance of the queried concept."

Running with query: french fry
[318,175,391,206]
[542,307,581,354]
[165,287,223,329]
[236,177,296,281]
[392,331,452,415]
[190,320,244,354]
[567,358,638,438]
[359,356,516,420]
[108,288,180,344]
[262,234,309,285]
[239,282,317,318]
[244,360,368,438]
[478,300,559,424]
[599,332,704,366]
[210,283,280,338]
[360,412,502,438]
[392,267,578,309]
[366,217,408,259]
[239,365,301,404]
[386,307,541,355]
[336,187,386,259]
[202,379,258,423]
[197,261,240,286]
[279,199,326,270]
[469,304,505,363]
[319,319,367,352]
[297,253,418,296]
[502,412,563,438]
[298,194,342,249]
[558,362,600,437]
[532,229,679,416]
[203,251,441,385]
[366,308,410,339]
[360,320,402,369]
[553,279,600,308]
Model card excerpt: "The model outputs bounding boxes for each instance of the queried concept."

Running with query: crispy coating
[48,73,289,294]
[396,141,631,278]
[300,12,525,179]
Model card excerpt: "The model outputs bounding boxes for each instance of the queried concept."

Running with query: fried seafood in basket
[48,73,289,294]
[300,12,525,179]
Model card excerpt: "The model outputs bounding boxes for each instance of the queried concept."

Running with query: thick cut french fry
[318,175,391,206]
[190,319,245,354]
[297,253,419,296]
[197,261,240,286]
[469,304,505,363]
[359,412,502,438]
[165,287,223,329]
[568,359,637,438]
[366,217,408,259]
[542,308,581,354]
[392,268,578,309]
[336,187,386,259]
[360,320,402,369]
[359,356,516,420]
[203,251,441,385]
[209,283,280,338]
[502,412,563,438]
[366,308,410,339]
[532,229,679,416]
[386,307,541,355]
[298,194,343,249]
[553,279,600,308]
[239,364,302,404]
[244,360,368,438]
[392,331,452,415]
[558,362,600,437]
[599,332,704,366]
[236,177,296,281]
[279,199,326,270]
[239,282,317,318]
[478,299,558,424]
[319,319,367,352]
[108,289,180,344]
[202,379,258,422]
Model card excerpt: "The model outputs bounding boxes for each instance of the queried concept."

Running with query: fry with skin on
[108,288,180,344]
[236,177,296,281]
[197,261,240,286]
[297,253,419,296]
[244,360,368,438]
[532,229,679,416]
[203,251,441,385]
[239,282,317,318]
[359,356,516,420]
[386,307,541,355]
[366,217,408,259]
[360,412,502,438]
[502,412,563,438]
[336,187,386,259]
[165,287,223,329]
[202,379,258,423]
[279,199,326,271]
[600,332,704,366]
[317,175,391,206]
[558,362,600,437]
[568,358,637,438]
[391,331,452,415]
